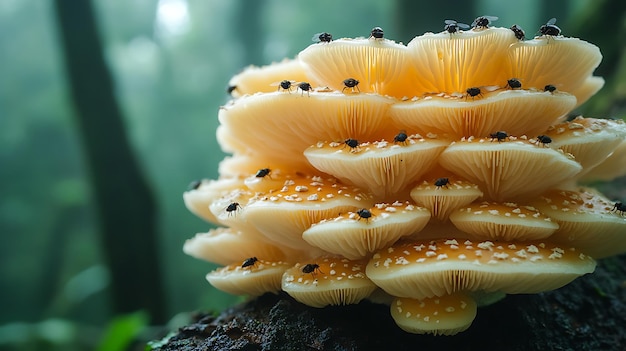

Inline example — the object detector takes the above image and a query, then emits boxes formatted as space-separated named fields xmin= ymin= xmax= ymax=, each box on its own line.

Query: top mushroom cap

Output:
xmin=366 ymin=239 xmax=596 ymax=299
xmin=298 ymin=37 xmax=412 ymax=98
xmin=405 ymin=27 xmax=518 ymax=95
xmin=505 ymin=36 xmax=602 ymax=101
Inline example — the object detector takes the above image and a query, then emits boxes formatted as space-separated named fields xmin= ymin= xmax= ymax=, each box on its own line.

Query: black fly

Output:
xmin=241 ymin=257 xmax=259 ymax=269
xmin=356 ymin=208 xmax=372 ymax=222
xmin=434 ymin=178 xmax=450 ymax=189
xmin=312 ymin=32 xmax=332 ymax=43
xmin=539 ymin=18 xmax=561 ymax=37
xmin=444 ymin=19 xmax=470 ymax=34
xmin=370 ymin=27 xmax=384 ymax=39
xmin=510 ymin=24 xmax=525 ymax=40
xmin=490 ymin=131 xmax=508 ymax=142
xmin=302 ymin=263 xmax=323 ymax=277
xmin=342 ymin=78 xmax=360 ymax=93
xmin=472 ymin=16 xmax=498 ymax=29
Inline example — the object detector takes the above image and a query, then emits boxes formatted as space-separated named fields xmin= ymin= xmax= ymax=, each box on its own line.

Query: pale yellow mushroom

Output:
xmin=390 ymin=294 xmax=477 ymax=336
xmin=439 ymin=138 xmax=582 ymax=201
xmin=531 ymin=188 xmax=626 ymax=258
xmin=366 ymin=238 xmax=596 ymax=299
xmin=207 ymin=259 xmax=292 ymax=296
xmin=302 ymin=202 xmax=431 ymax=259
xmin=281 ymin=257 xmax=377 ymax=308
xmin=304 ymin=137 xmax=449 ymax=198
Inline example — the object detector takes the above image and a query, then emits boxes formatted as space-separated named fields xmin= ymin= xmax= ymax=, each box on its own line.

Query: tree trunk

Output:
xmin=53 ymin=0 xmax=166 ymax=323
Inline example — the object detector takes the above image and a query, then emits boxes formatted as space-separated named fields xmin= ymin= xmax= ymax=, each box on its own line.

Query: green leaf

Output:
xmin=96 ymin=311 xmax=148 ymax=351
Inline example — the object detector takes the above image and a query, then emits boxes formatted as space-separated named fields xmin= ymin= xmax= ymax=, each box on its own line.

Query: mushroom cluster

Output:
xmin=183 ymin=22 xmax=626 ymax=335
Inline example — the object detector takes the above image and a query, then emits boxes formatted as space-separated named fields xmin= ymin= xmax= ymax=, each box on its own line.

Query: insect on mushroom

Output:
xmin=301 ymin=263 xmax=323 ymax=277
xmin=370 ymin=26 xmax=384 ymax=39
xmin=342 ymin=78 xmax=360 ymax=93
xmin=510 ymin=24 xmax=525 ymax=40
xmin=225 ymin=202 xmax=242 ymax=216
xmin=312 ymin=32 xmax=332 ymax=43
xmin=536 ymin=135 xmax=552 ymax=147
xmin=393 ymin=130 xmax=408 ymax=144
xmin=255 ymin=168 xmax=271 ymax=178
xmin=471 ymin=15 xmax=498 ymax=29
xmin=539 ymin=18 xmax=561 ymax=37
xmin=356 ymin=208 xmax=372 ymax=222
xmin=434 ymin=177 xmax=450 ymax=189
xmin=227 ymin=85 xmax=237 ymax=96
xmin=296 ymin=82 xmax=312 ymax=96
xmin=490 ymin=131 xmax=509 ymax=142
xmin=444 ymin=19 xmax=470 ymax=34
xmin=506 ymin=78 xmax=522 ymax=90
xmin=277 ymin=80 xmax=294 ymax=93
xmin=544 ymin=84 xmax=557 ymax=93
xmin=344 ymin=138 xmax=360 ymax=151
xmin=241 ymin=256 xmax=259 ymax=269
xmin=466 ymin=87 xmax=482 ymax=99
xmin=612 ymin=202 xmax=626 ymax=216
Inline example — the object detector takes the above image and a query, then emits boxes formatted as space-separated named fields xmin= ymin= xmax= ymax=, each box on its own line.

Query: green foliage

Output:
xmin=95 ymin=312 xmax=148 ymax=351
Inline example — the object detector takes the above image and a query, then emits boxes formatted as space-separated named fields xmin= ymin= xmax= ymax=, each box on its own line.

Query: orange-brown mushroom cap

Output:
xmin=366 ymin=239 xmax=595 ymax=299
xmin=302 ymin=202 xmax=431 ymax=259
xmin=304 ymin=137 xmax=449 ymax=198
xmin=390 ymin=294 xmax=477 ymax=335
xmin=207 ymin=259 xmax=292 ymax=296
xmin=531 ymin=188 xmax=626 ymax=258
xmin=281 ymin=257 xmax=377 ymax=308
xmin=439 ymin=137 xmax=582 ymax=201
xmin=449 ymin=202 xmax=559 ymax=241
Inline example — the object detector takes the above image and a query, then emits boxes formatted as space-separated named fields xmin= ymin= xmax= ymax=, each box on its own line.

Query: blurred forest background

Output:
xmin=1 ymin=0 xmax=625 ymax=350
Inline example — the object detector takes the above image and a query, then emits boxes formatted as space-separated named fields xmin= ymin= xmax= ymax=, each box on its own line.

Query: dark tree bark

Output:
xmin=153 ymin=254 xmax=626 ymax=350
xmin=53 ymin=0 xmax=166 ymax=323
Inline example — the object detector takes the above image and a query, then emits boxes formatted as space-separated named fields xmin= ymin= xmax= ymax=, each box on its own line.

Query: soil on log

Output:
xmin=154 ymin=254 xmax=626 ymax=351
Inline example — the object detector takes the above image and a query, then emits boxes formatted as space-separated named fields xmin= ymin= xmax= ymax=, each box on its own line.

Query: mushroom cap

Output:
xmin=388 ymin=89 xmax=576 ymax=139
xmin=539 ymin=117 xmax=626 ymax=178
xmin=405 ymin=27 xmax=517 ymax=95
xmin=304 ymin=137 xmax=449 ymax=198
xmin=366 ymin=238 xmax=595 ymax=299
xmin=298 ymin=37 xmax=412 ymax=98
xmin=531 ymin=188 xmax=626 ymax=258
xmin=439 ymin=138 xmax=583 ymax=201
xmin=243 ymin=175 xmax=371 ymax=250
xmin=302 ymin=202 xmax=431 ymax=259
xmin=217 ymin=91 xmax=396 ymax=166
xmin=409 ymin=178 xmax=484 ymax=221
xmin=449 ymin=201 xmax=559 ymax=241
xmin=227 ymin=59 xmax=313 ymax=98
xmin=505 ymin=36 xmax=602 ymax=96
xmin=390 ymin=294 xmax=477 ymax=336
xmin=570 ymin=76 xmax=605 ymax=108
xmin=281 ymin=257 xmax=377 ymax=308
xmin=206 ymin=259 xmax=292 ymax=296
xmin=183 ymin=178 xmax=245 ymax=224
xmin=183 ymin=227 xmax=287 ymax=266
xmin=579 ymin=137 xmax=626 ymax=182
